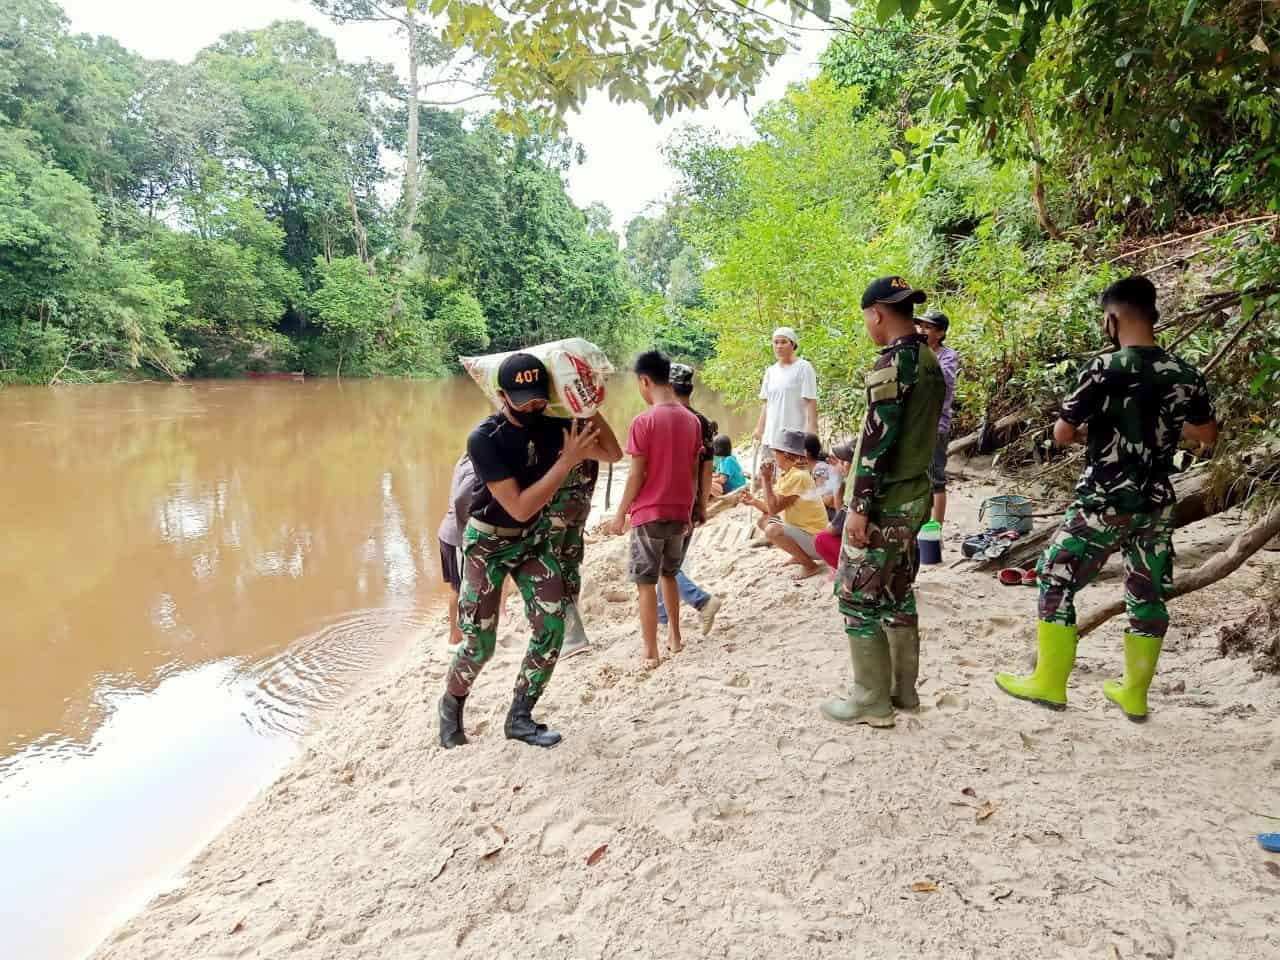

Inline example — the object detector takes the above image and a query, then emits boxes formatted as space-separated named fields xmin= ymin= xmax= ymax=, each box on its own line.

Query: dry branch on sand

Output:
xmin=1077 ymin=502 xmax=1280 ymax=636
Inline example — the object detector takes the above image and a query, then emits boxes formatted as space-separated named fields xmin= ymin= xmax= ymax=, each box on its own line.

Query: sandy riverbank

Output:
xmin=94 ymin=470 xmax=1280 ymax=959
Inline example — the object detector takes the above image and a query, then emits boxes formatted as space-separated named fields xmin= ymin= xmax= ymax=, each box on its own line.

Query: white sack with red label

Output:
xmin=461 ymin=338 xmax=614 ymax=420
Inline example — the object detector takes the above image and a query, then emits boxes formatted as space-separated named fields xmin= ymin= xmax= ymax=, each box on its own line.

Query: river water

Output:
xmin=0 ymin=376 xmax=751 ymax=959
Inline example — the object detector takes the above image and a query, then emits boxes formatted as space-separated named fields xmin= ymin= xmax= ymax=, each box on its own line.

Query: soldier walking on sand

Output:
xmin=995 ymin=276 xmax=1218 ymax=721
xmin=822 ymin=277 xmax=944 ymax=729
xmin=438 ymin=353 xmax=619 ymax=750
xmin=546 ymin=415 xmax=623 ymax=659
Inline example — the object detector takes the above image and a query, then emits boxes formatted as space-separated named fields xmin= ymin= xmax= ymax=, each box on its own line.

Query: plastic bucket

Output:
xmin=979 ymin=496 xmax=1033 ymax=535
xmin=918 ymin=520 xmax=943 ymax=565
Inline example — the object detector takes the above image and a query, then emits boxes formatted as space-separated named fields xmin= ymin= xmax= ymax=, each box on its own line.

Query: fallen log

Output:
xmin=1077 ymin=502 xmax=1280 ymax=636
xmin=948 ymin=409 xmax=1036 ymax=458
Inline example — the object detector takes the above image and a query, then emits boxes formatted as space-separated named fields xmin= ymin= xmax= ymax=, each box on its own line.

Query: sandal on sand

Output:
xmin=998 ymin=568 xmax=1023 ymax=586
xmin=1022 ymin=567 xmax=1038 ymax=586
xmin=793 ymin=564 xmax=824 ymax=582
xmin=1260 ymin=833 xmax=1280 ymax=853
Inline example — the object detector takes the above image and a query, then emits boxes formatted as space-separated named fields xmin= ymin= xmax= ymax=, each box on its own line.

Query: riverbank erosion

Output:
xmin=95 ymin=476 xmax=1280 ymax=959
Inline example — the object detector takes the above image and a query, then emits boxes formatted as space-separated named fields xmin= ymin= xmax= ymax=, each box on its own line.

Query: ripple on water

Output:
xmin=240 ymin=607 xmax=433 ymax=737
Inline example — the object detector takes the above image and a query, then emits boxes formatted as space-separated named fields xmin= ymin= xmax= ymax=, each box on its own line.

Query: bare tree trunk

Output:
xmin=350 ymin=190 xmax=372 ymax=272
xmin=402 ymin=12 xmax=420 ymax=244
xmin=1023 ymin=101 xmax=1060 ymax=241
xmin=1077 ymin=503 xmax=1280 ymax=636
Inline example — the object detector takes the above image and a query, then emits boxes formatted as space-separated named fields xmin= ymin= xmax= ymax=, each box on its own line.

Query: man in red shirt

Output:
xmin=605 ymin=351 xmax=703 ymax=664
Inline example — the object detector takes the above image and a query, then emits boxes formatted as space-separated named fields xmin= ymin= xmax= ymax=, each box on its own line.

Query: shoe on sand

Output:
xmin=699 ymin=596 xmax=722 ymax=635
xmin=504 ymin=692 xmax=561 ymax=748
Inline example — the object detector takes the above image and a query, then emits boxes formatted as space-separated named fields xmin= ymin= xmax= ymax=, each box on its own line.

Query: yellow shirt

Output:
xmin=774 ymin=466 xmax=828 ymax=534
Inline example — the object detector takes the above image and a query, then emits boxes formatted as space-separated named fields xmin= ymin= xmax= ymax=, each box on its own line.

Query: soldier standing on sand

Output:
xmin=995 ymin=276 xmax=1219 ymax=721
xmin=822 ymin=277 xmax=944 ymax=729
xmin=438 ymin=353 xmax=619 ymax=750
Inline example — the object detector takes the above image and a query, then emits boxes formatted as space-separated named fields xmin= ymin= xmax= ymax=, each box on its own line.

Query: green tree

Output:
xmin=421 ymin=0 xmax=829 ymax=129
xmin=196 ymin=21 xmax=387 ymax=274
xmin=431 ymin=287 xmax=490 ymax=362
xmin=309 ymin=256 xmax=393 ymax=377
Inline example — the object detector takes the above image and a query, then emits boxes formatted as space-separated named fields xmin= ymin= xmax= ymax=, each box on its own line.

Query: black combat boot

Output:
xmin=438 ymin=692 xmax=468 ymax=749
xmin=504 ymin=691 xmax=561 ymax=748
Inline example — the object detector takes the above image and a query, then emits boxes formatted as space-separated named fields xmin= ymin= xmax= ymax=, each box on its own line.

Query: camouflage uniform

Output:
xmin=1038 ymin=348 xmax=1214 ymax=639
xmin=446 ymin=520 xmax=566 ymax=701
xmin=837 ymin=494 xmax=931 ymax=635
xmin=546 ymin=460 xmax=598 ymax=602
xmin=824 ymin=333 xmax=943 ymax=725
xmin=836 ymin=334 xmax=945 ymax=637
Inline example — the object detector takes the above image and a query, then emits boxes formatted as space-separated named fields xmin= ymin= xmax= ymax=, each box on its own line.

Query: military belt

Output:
xmin=469 ymin=518 xmax=537 ymax=538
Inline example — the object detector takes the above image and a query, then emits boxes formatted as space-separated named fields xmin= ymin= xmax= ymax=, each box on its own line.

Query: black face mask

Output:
xmin=508 ymin=405 xmax=543 ymax=427
xmin=1104 ymin=314 xmax=1120 ymax=349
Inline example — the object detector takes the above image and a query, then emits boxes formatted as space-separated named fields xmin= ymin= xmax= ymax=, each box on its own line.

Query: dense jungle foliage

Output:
xmin=3 ymin=0 xmax=1278 ymax=465
xmin=651 ymin=0 xmax=1280 ymax=455
xmin=0 ymin=0 xmax=644 ymax=382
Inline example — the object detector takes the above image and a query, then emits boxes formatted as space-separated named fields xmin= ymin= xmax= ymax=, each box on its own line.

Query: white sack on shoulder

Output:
xmin=461 ymin=338 xmax=615 ymax=420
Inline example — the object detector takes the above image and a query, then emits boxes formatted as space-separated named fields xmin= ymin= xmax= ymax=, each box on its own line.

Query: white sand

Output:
xmin=95 ymin=476 xmax=1280 ymax=959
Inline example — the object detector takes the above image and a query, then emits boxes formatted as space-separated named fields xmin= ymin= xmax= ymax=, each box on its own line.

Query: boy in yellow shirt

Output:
xmin=743 ymin=429 xmax=828 ymax=580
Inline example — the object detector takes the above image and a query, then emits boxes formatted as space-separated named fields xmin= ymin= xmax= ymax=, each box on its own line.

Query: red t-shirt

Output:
xmin=625 ymin=402 xmax=703 ymax=526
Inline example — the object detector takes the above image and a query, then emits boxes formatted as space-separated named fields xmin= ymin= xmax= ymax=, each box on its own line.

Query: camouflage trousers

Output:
xmin=445 ymin=522 xmax=566 ymax=702
xmin=835 ymin=494 xmax=929 ymax=639
xmin=1038 ymin=502 xmax=1174 ymax=638
xmin=546 ymin=478 xmax=595 ymax=602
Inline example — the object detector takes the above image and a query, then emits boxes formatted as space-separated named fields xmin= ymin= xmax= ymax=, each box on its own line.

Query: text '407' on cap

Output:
xmin=498 ymin=353 xmax=550 ymax=405
xmin=861 ymin=276 xmax=927 ymax=311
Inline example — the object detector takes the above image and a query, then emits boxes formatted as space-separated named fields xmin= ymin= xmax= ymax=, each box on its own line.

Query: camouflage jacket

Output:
xmin=1059 ymin=347 xmax=1214 ymax=513
xmin=848 ymin=334 xmax=945 ymax=515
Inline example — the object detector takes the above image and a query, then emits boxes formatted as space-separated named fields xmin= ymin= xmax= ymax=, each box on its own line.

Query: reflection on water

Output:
xmin=247 ymin=607 xmax=433 ymax=736
xmin=0 ymin=375 xmax=753 ymax=959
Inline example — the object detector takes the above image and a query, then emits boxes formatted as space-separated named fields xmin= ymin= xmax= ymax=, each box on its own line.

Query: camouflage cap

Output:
xmin=669 ymin=363 xmax=695 ymax=393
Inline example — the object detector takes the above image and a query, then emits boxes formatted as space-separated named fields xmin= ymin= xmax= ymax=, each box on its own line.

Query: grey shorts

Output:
xmin=440 ymin=540 xmax=462 ymax=592
xmin=629 ymin=520 xmax=689 ymax=584
xmin=768 ymin=518 xmax=822 ymax=561
xmin=929 ymin=431 xmax=949 ymax=492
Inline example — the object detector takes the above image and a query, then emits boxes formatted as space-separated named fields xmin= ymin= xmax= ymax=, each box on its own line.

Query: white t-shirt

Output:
xmin=759 ymin=358 xmax=818 ymax=449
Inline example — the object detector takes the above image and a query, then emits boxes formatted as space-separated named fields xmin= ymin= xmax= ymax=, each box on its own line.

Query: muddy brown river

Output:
xmin=0 ymin=376 xmax=751 ymax=959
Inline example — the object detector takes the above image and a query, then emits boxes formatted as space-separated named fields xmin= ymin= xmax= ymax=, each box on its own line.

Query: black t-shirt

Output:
xmin=466 ymin=413 xmax=568 ymax=527
xmin=688 ymin=405 xmax=716 ymax=465
xmin=688 ymin=404 xmax=716 ymax=518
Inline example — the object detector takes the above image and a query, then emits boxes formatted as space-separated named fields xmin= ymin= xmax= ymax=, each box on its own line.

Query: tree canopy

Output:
xmin=0 ymin=0 xmax=647 ymax=383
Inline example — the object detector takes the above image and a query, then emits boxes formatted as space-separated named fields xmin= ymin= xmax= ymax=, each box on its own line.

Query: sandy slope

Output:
xmin=95 ymin=477 xmax=1280 ymax=959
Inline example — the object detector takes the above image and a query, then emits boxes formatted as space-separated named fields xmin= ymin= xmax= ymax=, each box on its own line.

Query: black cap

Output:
xmin=497 ymin=353 xmax=550 ymax=405
xmin=861 ymin=276 xmax=927 ymax=311
xmin=918 ymin=310 xmax=949 ymax=332
xmin=669 ymin=363 xmax=694 ymax=393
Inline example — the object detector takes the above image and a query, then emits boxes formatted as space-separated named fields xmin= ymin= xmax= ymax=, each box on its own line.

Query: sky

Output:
xmin=57 ymin=0 xmax=840 ymax=230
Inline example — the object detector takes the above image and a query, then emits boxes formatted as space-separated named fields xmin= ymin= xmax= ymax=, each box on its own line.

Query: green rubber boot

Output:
xmin=820 ymin=628 xmax=896 ymax=728
xmin=886 ymin=625 xmax=920 ymax=710
xmin=995 ymin=621 xmax=1078 ymax=710
xmin=1103 ymin=632 xmax=1163 ymax=723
